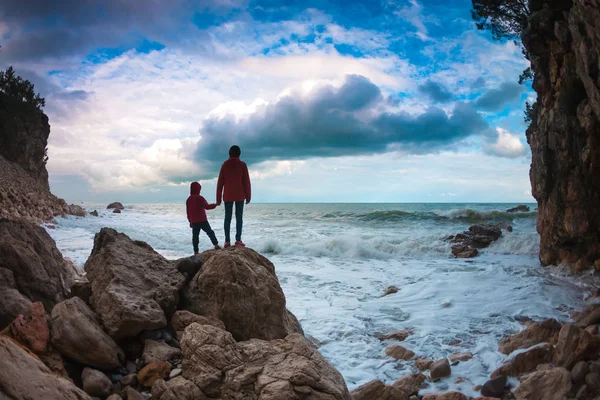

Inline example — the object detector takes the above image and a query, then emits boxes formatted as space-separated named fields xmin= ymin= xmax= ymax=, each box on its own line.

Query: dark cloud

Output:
xmin=474 ymin=81 xmax=525 ymax=111
xmin=418 ymin=80 xmax=453 ymax=103
xmin=194 ymin=74 xmax=488 ymax=177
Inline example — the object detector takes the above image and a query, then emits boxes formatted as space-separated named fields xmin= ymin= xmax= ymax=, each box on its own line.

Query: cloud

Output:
xmin=395 ymin=0 xmax=431 ymax=41
xmin=195 ymin=74 xmax=488 ymax=176
xmin=474 ymin=81 xmax=525 ymax=111
xmin=418 ymin=80 xmax=452 ymax=103
xmin=484 ymin=128 xmax=526 ymax=158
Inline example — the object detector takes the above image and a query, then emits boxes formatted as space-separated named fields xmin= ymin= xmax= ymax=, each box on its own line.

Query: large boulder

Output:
xmin=182 ymin=247 xmax=303 ymax=341
xmin=553 ymin=324 xmax=599 ymax=369
xmin=513 ymin=367 xmax=571 ymax=400
xmin=491 ymin=343 xmax=554 ymax=378
xmin=0 ymin=220 xmax=75 ymax=312
xmin=498 ymin=319 xmax=562 ymax=354
xmin=106 ymin=202 xmax=124 ymax=210
xmin=0 ymin=267 xmax=31 ymax=329
xmin=0 ymin=336 xmax=92 ymax=399
xmin=84 ymin=228 xmax=186 ymax=339
xmin=351 ymin=380 xmax=408 ymax=400
xmin=173 ymin=323 xmax=352 ymax=400
xmin=51 ymin=296 xmax=124 ymax=369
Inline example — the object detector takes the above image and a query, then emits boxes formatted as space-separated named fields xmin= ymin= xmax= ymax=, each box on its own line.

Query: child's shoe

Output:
xmin=214 ymin=244 xmax=221 ymax=250
xmin=224 ymin=242 xmax=231 ymax=248
xmin=194 ymin=252 xmax=200 ymax=257
xmin=235 ymin=240 xmax=246 ymax=247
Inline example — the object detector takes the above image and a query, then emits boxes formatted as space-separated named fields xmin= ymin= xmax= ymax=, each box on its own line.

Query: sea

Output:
xmin=45 ymin=202 xmax=598 ymax=396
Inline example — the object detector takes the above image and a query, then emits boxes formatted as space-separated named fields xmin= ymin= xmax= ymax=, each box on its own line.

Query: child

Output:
xmin=216 ymin=145 xmax=251 ymax=247
xmin=186 ymin=181 xmax=220 ymax=255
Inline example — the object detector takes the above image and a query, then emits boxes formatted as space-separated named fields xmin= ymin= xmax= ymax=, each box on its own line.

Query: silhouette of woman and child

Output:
xmin=186 ymin=145 xmax=251 ymax=256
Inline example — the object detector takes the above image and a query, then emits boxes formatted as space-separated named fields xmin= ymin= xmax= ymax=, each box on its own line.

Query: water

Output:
xmin=46 ymin=202 xmax=597 ymax=396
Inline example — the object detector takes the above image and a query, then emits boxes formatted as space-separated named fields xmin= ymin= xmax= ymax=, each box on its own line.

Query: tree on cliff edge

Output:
xmin=0 ymin=67 xmax=45 ymax=110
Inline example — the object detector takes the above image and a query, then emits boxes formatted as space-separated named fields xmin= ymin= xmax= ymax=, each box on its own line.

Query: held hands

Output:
xmin=246 ymin=200 xmax=250 ymax=205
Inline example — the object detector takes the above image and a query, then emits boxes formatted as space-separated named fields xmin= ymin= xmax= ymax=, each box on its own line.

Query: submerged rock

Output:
xmin=507 ymin=205 xmax=530 ymax=213
xmin=392 ymin=373 xmax=427 ymax=396
xmin=449 ymin=224 xmax=505 ymax=258
xmin=84 ymin=228 xmax=186 ymax=339
xmin=385 ymin=344 xmax=415 ymax=360
xmin=182 ymin=246 xmax=302 ymax=341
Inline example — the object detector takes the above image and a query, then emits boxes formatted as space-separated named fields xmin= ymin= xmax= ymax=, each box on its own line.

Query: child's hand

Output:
xmin=189 ymin=223 xmax=192 ymax=228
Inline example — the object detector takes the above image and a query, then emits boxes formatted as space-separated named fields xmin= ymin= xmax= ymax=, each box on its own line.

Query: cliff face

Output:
xmin=523 ymin=0 xmax=600 ymax=271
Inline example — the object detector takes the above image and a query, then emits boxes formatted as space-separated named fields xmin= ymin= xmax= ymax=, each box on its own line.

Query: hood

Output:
xmin=190 ymin=181 xmax=201 ymax=195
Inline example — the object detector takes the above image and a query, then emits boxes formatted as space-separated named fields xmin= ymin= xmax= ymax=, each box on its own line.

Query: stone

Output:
xmin=84 ymin=228 xmax=186 ymax=339
xmin=571 ymin=361 xmax=589 ymax=385
xmin=181 ymin=246 xmax=302 ymax=341
xmin=491 ymin=343 xmax=554 ymax=378
xmin=377 ymin=329 xmax=412 ymax=341
xmin=351 ymin=380 xmax=408 ymax=400
xmin=82 ymin=367 xmax=113 ymax=398
xmin=68 ymin=204 xmax=87 ymax=217
xmin=451 ymin=245 xmax=479 ymax=258
xmin=155 ymin=376 xmax=209 ymax=400
xmin=385 ymin=344 xmax=415 ymax=360
xmin=430 ymin=358 xmax=451 ymax=380
xmin=126 ymin=387 xmax=145 ymax=400
xmin=422 ymin=393 xmax=467 ymax=400
xmin=9 ymin=301 xmax=49 ymax=353
xmin=383 ymin=286 xmax=400 ymax=296
xmin=392 ymin=373 xmax=427 ymax=396
xmin=586 ymin=370 xmax=600 ymax=392
xmin=481 ymin=376 xmax=506 ymax=398
xmin=498 ymin=318 xmax=562 ymax=354
xmin=142 ymin=339 xmax=181 ymax=364
xmin=51 ymin=296 xmax=124 ymax=369
xmin=576 ymin=304 xmax=600 ymax=327
xmin=106 ymin=395 xmax=121 ymax=400
xmin=107 ymin=202 xmax=124 ymax=210
xmin=120 ymin=373 xmax=137 ymax=386
xmin=448 ymin=352 xmax=473 ymax=363
xmin=169 ymin=368 xmax=182 ymax=379
xmin=138 ymin=361 xmax=172 ymax=387
xmin=179 ymin=323 xmax=351 ymax=399
xmin=70 ymin=280 xmax=92 ymax=304
xmin=113 ymin=208 xmax=121 ymax=213
xmin=415 ymin=357 xmax=433 ymax=370
xmin=170 ymin=310 xmax=225 ymax=332
xmin=0 ymin=336 xmax=91 ymax=399
xmin=0 ymin=220 xmax=75 ymax=312
xmin=507 ymin=205 xmax=530 ymax=213
xmin=90 ymin=210 xmax=99 ymax=217
xmin=513 ymin=367 xmax=571 ymax=400
xmin=553 ymin=324 xmax=599 ymax=369
xmin=0 ymin=267 xmax=32 ymax=329
xmin=151 ymin=379 xmax=168 ymax=399
xmin=39 ymin=344 xmax=69 ymax=378
xmin=174 ymin=257 xmax=203 ymax=279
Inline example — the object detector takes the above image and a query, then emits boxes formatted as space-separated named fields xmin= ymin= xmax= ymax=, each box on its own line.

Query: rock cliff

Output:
xmin=523 ymin=0 xmax=600 ymax=271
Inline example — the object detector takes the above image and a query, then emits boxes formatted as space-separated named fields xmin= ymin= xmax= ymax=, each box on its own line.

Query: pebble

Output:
xmin=169 ymin=368 xmax=182 ymax=379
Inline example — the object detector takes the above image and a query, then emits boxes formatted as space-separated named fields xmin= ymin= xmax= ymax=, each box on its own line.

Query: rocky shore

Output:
xmin=1 ymin=219 xmax=599 ymax=399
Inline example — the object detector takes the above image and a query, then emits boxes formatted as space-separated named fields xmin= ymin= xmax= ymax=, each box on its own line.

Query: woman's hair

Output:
xmin=229 ymin=145 xmax=241 ymax=157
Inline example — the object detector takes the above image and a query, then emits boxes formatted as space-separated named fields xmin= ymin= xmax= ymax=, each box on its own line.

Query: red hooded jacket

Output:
xmin=186 ymin=182 xmax=216 ymax=223
xmin=216 ymin=156 xmax=251 ymax=203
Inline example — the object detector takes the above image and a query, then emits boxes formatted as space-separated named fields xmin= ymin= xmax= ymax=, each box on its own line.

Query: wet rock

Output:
xmin=571 ymin=361 xmax=589 ymax=386
xmin=126 ymin=387 xmax=145 ymax=400
xmin=553 ymin=324 xmax=599 ymax=369
xmin=491 ymin=343 xmax=554 ymax=378
xmin=179 ymin=323 xmax=351 ymax=399
xmin=170 ymin=310 xmax=225 ymax=333
xmin=481 ymin=376 xmax=506 ymax=398
xmin=351 ymin=379 xmax=408 ymax=400
xmin=70 ymin=280 xmax=92 ymax=304
xmin=422 ymin=392 xmax=467 ymax=400
xmin=51 ymin=296 xmax=124 ymax=369
xmin=450 ymin=224 xmax=503 ymax=255
xmin=495 ymin=221 xmax=513 ymax=232
xmin=84 ymin=228 xmax=186 ymax=339
xmin=0 ymin=267 xmax=32 ymax=329
xmin=430 ymin=358 xmax=451 ymax=380
xmin=90 ymin=210 xmax=98 ymax=217
xmin=576 ymin=304 xmax=600 ymax=327
xmin=376 ymin=329 xmax=412 ymax=342
xmin=107 ymin=202 xmax=124 ymax=210
xmin=0 ymin=220 xmax=75 ymax=312
xmin=448 ymin=352 xmax=473 ymax=364
xmin=9 ymin=301 xmax=49 ymax=353
xmin=383 ymin=286 xmax=400 ymax=296
xmin=415 ymin=357 xmax=433 ymax=371
xmin=451 ymin=245 xmax=479 ymax=258
xmin=392 ymin=373 xmax=427 ymax=396
xmin=507 ymin=205 xmax=530 ymax=213
xmin=82 ymin=367 xmax=113 ymax=398
xmin=138 ymin=361 xmax=171 ymax=387
xmin=142 ymin=339 xmax=181 ymax=364
xmin=498 ymin=318 xmax=562 ymax=354
xmin=385 ymin=344 xmax=415 ymax=360
xmin=513 ymin=367 xmax=571 ymax=400
xmin=113 ymin=208 xmax=121 ymax=214
xmin=0 ymin=336 xmax=91 ymax=399
xmin=182 ymin=246 xmax=302 ymax=341
xmin=68 ymin=204 xmax=87 ymax=217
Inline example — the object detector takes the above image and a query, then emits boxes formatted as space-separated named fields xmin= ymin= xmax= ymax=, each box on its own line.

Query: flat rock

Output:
xmin=392 ymin=373 xmax=427 ymax=395
xmin=553 ymin=324 xmax=599 ymax=369
xmin=491 ymin=343 xmax=553 ymax=378
xmin=82 ymin=367 xmax=112 ymax=398
xmin=377 ymin=329 xmax=412 ymax=341
xmin=498 ymin=318 xmax=561 ymax=354
xmin=385 ymin=344 xmax=415 ymax=360
xmin=514 ymin=367 xmax=571 ymax=400
xmin=84 ymin=228 xmax=186 ymax=339
xmin=170 ymin=310 xmax=225 ymax=332
xmin=351 ymin=380 xmax=408 ymax=400
xmin=430 ymin=358 xmax=451 ymax=380
xmin=9 ymin=301 xmax=49 ymax=353
xmin=142 ymin=339 xmax=181 ymax=364
xmin=181 ymin=246 xmax=302 ymax=341
xmin=51 ymin=296 xmax=124 ymax=369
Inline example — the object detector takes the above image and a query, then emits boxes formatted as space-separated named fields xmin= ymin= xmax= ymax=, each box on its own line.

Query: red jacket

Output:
xmin=186 ymin=182 xmax=216 ymax=223
xmin=216 ymin=156 xmax=251 ymax=203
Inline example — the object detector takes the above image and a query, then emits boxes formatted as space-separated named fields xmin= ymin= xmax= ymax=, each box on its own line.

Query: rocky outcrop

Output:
xmin=182 ymin=246 xmax=303 ymax=341
xmin=107 ymin=202 xmax=124 ymax=210
xmin=174 ymin=323 xmax=351 ymax=400
xmin=491 ymin=343 xmax=553 ymax=378
xmin=523 ymin=0 xmax=600 ymax=271
xmin=507 ymin=205 xmax=530 ymax=213
xmin=449 ymin=223 xmax=511 ymax=258
xmin=84 ymin=228 xmax=186 ymax=339
xmin=498 ymin=318 xmax=561 ymax=354
xmin=0 ymin=336 xmax=92 ymax=399
xmin=50 ymin=296 xmax=124 ymax=369
xmin=513 ymin=367 xmax=571 ymax=400
xmin=0 ymin=219 xmax=75 ymax=319
xmin=351 ymin=379 xmax=408 ymax=400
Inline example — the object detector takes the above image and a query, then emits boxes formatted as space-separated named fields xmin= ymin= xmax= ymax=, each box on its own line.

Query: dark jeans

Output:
xmin=224 ymin=201 xmax=244 ymax=242
xmin=192 ymin=221 xmax=218 ymax=253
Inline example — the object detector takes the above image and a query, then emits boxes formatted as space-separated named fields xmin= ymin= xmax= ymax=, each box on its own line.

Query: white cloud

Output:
xmin=485 ymin=128 xmax=527 ymax=158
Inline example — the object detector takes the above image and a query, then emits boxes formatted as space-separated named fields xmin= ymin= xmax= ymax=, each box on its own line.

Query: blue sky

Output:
xmin=0 ymin=0 xmax=535 ymax=202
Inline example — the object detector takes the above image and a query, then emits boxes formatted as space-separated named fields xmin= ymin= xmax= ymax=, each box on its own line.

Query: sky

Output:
xmin=0 ymin=0 xmax=535 ymax=203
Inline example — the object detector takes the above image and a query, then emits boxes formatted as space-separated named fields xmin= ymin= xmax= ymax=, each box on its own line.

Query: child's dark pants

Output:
xmin=192 ymin=221 xmax=218 ymax=252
